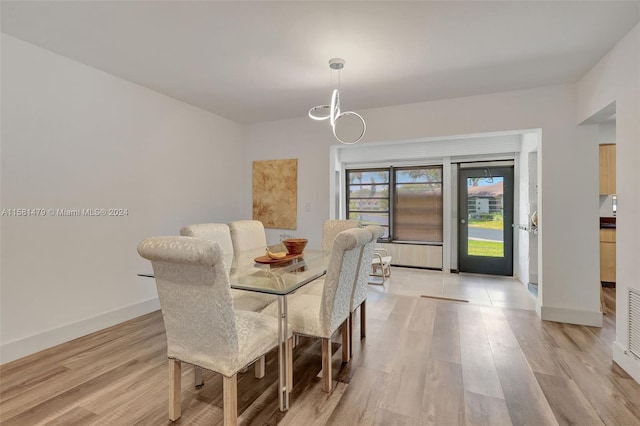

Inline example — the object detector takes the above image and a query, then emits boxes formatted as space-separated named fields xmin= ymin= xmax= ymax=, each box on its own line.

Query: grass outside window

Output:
xmin=468 ymin=239 xmax=504 ymax=257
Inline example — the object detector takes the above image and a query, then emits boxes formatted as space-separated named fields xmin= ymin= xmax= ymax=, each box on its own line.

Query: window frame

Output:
xmin=345 ymin=168 xmax=391 ymax=241
xmin=346 ymin=165 xmax=443 ymax=244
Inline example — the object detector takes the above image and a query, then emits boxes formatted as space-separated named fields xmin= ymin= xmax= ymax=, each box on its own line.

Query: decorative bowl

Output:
xmin=282 ymin=238 xmax=308 ymax=255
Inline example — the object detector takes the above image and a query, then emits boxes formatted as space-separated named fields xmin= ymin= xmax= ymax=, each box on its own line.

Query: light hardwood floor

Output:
xmin=1 ymin=269 xmax=638 ymax=425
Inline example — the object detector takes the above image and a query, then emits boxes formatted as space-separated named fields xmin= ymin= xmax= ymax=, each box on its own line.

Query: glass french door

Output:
xmin=458 ymin=166 xmax=514 ymax=276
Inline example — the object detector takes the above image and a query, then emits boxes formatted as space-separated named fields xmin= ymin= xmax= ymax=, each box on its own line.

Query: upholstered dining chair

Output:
xmin=180 ymin=223 xmax=275 ymax=313
xmin=349 ymin=225 xmax=384 ymax=353
xmin=262 ymin=227 xmax=371 ymax=392
xmin=296 ymin=218 xmax=360 ymax=291
xmin=300 ymin=218 xmax=377 ymax=296
xmin=228 ymin=220 xmax=268 ymax=252
xmin=321 ymin=219 xmax=362 ymax=251
xmin=297 ymin=220 xmax=366 ymax=298
xmin=137 ymin=236 xmax=291 ymax=426
xmin=295 ymin=220 xmax=361 ymax=297
xmin=180 ymin=223 xmax=276 ymax=384
xmin=180 ymin=223 xmax=235 ymax=254
xmin=320 ymin=219 xmax=391 ymax=285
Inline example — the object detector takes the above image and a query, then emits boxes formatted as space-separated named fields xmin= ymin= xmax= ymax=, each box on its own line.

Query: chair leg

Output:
xmin=287 ymin=337 xmax=294 ymax=391
xmin=321 ymin=338 xmax=332 ymax=392
xmin=254 ymin=355 xmax=266 ymax=379
xmin=194 ymin=366 xmax=203 ymax=388
xmin=360 ymin=301 xmax=366 ymax=339
xmin=169 ymin=359 xmax=182 ymax=421
xmin=342 ymin=320 xmax=350 ymax=362
xmin=223 ymin=374 xmax=238 ymax=426
xmin=348 ymin=312 xmax=354 ymax=357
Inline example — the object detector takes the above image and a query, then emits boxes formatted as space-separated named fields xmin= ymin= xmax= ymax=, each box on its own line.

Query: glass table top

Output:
xmin=227 ymin=248 xmax=328 ymax=295
xmin=139 ymin=248 xmax=329 ymax=296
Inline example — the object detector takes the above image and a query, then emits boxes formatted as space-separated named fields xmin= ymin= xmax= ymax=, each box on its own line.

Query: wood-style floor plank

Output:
xmin=458 ymin=307 xmax=504 ymax=400
xmin=421 ymin=358 xmax=465 ymax=425
xmin=554 ymin=345 xmax=640 ymax=425
xmin=1 ymin=282 xmax=638 ymax=425
xmin=501 ymin=309 xmax=571 ymax=379
xmin=428 ymin=305 xmax=461 ymax=364
xmin=326 ymin=366 xmax=388 ymax=425
xmin=373 ymin=407 xmax=422 ymax=426
xmin=483 ymin=310 xmax=558 ymax=426
xmin=534 ymin=372 xmax=604 ymax=426
xmin=278 ymin=381 xmax=346 ymax=426
xmin=40 ymin=406 xmax=100 ymax=426
xmin=463 ymin=390 xmax=512 ymax=426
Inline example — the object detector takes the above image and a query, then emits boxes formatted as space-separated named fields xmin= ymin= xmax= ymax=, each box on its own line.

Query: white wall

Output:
xmin=515 ymin=132 xmax=539 ymax=286
xmin=244 ymin=83 xmax=602 ymax=326
xmin=577 ymin=24 xmax=640 ymax=383
xmin=598 ymin=122 xmax=616 ymax=144
xmin=0 ymin=35 xmax=244 ymax=363
xmin=528 ymin=150 xmax=539 ymax=285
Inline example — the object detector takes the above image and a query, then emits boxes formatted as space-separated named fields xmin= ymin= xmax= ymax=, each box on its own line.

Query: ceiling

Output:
xmin=2 ymin=1 xmax=639 ymax=124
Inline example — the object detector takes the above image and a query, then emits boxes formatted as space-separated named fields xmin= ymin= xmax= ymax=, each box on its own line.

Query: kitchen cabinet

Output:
xmin=599 ymin=144 xmax=616 ymax=195
xmin=600 ymin=228 xmax=616 ymax=283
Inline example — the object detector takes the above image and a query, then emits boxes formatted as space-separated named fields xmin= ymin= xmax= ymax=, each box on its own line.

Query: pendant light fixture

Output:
xmin=308 ymin=58 xmax=366 ymax=144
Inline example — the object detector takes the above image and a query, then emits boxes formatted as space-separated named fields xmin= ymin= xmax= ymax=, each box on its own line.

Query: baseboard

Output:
xmin=613 ymin=342 xmax=640 ymax=384
xmin=0 ymin=297 xmax=160 ymax=365
xmin=540 ymin=305 xmax=603 ymax=327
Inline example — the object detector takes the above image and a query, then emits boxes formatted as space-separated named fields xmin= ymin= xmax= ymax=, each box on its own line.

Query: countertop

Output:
xmin=600 ymin=217 xmax=616 ymax=229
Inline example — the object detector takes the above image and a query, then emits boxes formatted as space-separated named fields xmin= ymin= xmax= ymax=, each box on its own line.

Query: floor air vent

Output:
xmin=630 ymin=288 xmax=640 ymax=359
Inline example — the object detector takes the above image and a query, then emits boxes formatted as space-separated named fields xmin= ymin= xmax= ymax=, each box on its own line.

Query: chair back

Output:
xmin=137 ymin=236 xmax=239 ymax=365
xmin=321 ymin=219 xmax=362 ymax=251
xmin=180 ymin=223 xmax=234 ymax=255
xmin=229 ymin=220 xmax=267 ymax=252
xmin=351 ymin=226 xmax=384 ymax=310
xmin=320 ymin=227 xmax=371 ymax=335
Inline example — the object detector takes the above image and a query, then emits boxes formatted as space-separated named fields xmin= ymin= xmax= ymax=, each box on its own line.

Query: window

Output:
xmin=346 ymin=166 xmax=443 ymax=243
xmin=346 ymin=169 xmax=390 ymax=238
xmin=394 ymin=166 xmax=443 ymax=242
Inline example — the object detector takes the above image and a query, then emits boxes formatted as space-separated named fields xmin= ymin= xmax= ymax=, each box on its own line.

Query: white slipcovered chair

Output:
xmin=296 ymin=225 xmax=383 ymax=354
xmin=318 ymin=219 xmax=390 ymax=285
xmin=180 ymin=223 xmax=275 ymax=313
xmin=296 ymin=219 xmax=363 ymax=296
xmin=349 ymin=225 xmax=385 ymax=352
xmin=137 ymin=236 xmax=291 ymax=426
xmin=262 ymin=227 xmax=371 ymax=392
xmin=180 ymin=223 xmax=276 ymax=384
xmin=321 ymin=219 xmax=362 ymax=251
xmin=228 ymin=220 xmax=268 ymax=252
xmin=180 ymin=223 xmax=235 ymax=253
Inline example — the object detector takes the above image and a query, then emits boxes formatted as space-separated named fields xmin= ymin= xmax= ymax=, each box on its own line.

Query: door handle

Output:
xmin=461 ymin=219 xmax=466 ymax=224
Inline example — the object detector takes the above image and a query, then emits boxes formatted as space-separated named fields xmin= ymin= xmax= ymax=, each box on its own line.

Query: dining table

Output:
xmin=139 ymin=247 xmax=329 ymax=412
